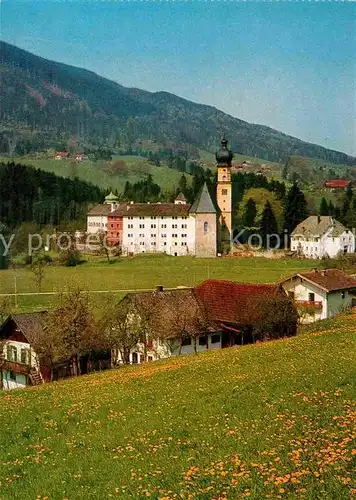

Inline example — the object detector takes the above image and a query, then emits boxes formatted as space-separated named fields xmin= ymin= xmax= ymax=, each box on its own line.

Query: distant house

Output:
xmin=290 ymin=216 xmax=355 ymax=259
xmin=281 ymin=268 xmax=356 ymax=323
xmin=74 ymin=153 xmax=89 ymax=162
xmin=113 ymin=280 xmax=297 ymax=365
xmin=325 ymin=179 xmax=351 ymax=190
xmin=55 ymin=152 xmax=69 ymax=160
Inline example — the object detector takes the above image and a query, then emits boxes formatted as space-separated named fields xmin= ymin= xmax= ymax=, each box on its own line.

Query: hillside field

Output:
xmin=0 ymin=311 xmax=355 ymax=499
xmin=0 ymin=255 xmax=320 ymax=313
xmin=0 ymin=156 xmax=186 ymax=193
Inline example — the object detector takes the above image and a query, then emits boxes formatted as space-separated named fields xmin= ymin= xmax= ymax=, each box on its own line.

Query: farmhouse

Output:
xmin=0 ymin=313 xmax=110 ymax=391
xmin=113 ymin=280 xmax=297 ymax=365
xmin=281 ymin=268 xmax=356 ymax=324
xmin=290 ymin=216 xmax=355 ymax=259
xmin=0 ymin=313 xmax=48 ymax=390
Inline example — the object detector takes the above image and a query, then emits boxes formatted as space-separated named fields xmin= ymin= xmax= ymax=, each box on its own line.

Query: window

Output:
xmin=161 ymin=224 xmax=167 ymax=229
xmin=341 ymin=291 xmax=346 ymax=299
xmin=161 ymin=234 xmax=166 ymax=238
xmin=204 ymin=222 xmax=208 ymax=233
xmin=151 ymin=216 xmax=156 ymax=220
xmin=151 ymin=234 xmax=156 ymax=238
xmin=163 ymin=242 xmax=167 ymax=246
xmin=181 ymin=224 xmax=187 ymax=229
xmin=211 ymin=334 xmax=221 ymax=344
xmin=309 ymin=293 xmax=315 ymax=302
xmin=174 ymin=242 xmax=178 ymax=246
xmin=139 ymin=224 xmax=145 ymax=229
xmin=139 ymin=216 xmax=145 ymax=220
xmin=172 ymin=224 xmax=178 ymax=229
xmin=222 ymin=189 xmax=228 ymax=195
xmin=111 ymin=224 xmax=114 ymax=228
xmin=9 ymin=371 xmax=16 ymax=382
xmin=181 ymin=337 xmax=191 ymax=346
xmin=6 ymin=345 xmax=17 ymax=362
xmin=140 ymin=241 xmax=144 ymax=246
xmin=151 ymin=241 xmax=156 ymax=246
xmin=20 ymin=348 xmax=30 ymax=365
xmin=151 ymin=224 xmax=156 ymax=229
xmin=288 ymin=291 xmax=295 ymax=300
xmin=199 ymin=335 xmax=208 ymax=346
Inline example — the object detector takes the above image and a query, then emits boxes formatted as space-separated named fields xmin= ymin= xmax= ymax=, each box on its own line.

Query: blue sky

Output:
xmin=2 ymin=1 xmax=356 ymax=155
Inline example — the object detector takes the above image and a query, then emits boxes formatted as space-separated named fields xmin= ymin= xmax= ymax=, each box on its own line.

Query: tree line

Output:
xmin=0 ymin=162 xmax=104 ymax=228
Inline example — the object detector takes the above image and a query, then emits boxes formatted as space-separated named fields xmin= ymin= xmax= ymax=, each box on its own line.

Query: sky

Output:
xmin=1 ymin=1 xmax=356 ymax=156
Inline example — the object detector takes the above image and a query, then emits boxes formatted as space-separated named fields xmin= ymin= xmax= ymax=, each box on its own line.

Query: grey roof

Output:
xmin=189 ymin=183 xmax=216 ymax=214
xmin=291 ymin=216 xmax=348 ymax=238
xmin=175 ymin=192 xmax=187 ymax=202
xmin=87 ymin=204 xmax=113 ymax=216
xmin=0 ymin=312 xmax=47 ymax=345
xmin=111 ymin=203 xmax=191 ymax=217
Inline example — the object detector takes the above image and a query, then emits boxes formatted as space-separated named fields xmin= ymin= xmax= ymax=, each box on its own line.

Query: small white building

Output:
xmin=290 ymin=216 xmax=355 ymax=259
xmin=281 ymin=268 xmax=356 ymax=323
xmin=86 ymin=192 xmax=119 ymax=235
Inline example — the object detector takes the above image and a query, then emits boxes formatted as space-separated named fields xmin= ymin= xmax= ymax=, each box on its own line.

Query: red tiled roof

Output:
xmin=325 ymin=180 xmax=350 ymax=188
xmin=296 ymin=269 xmax=356 ymax=292
xmin=55 ymin=152 xmax=68 ymax=157
xmin=194 ymin=280 xmax=286 ymax=324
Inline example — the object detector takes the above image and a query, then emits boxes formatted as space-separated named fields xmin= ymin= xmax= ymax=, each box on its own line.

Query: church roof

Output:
xmin=105 ymin=191 xmax=119 ymax=202
xmin=189 ymin=183 xmax=216 ymax=214
xmin=215 ymin=135 xmax=233 ymax=165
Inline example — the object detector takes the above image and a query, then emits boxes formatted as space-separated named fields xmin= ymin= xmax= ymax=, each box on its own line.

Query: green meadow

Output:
xmin=0 ymin=155 xmax=186 ymax=193
xmin=0 ymin=255 xmax=320 ymax=313
xmin=0 ymin=311 xmax=355 ymax=499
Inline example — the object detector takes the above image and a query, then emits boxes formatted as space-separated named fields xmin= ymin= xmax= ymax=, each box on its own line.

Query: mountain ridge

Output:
xmin=0 ymin=40 xmax=354 ymax=165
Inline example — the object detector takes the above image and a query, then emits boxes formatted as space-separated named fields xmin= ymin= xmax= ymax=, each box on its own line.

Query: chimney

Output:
xmin=155 ymin=285 xmax=164 ymax=292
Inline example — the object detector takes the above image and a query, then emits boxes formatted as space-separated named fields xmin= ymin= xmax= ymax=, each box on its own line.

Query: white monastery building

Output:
xmin=290 ymin=216 xmax=355 ymax=259
xmin=86 ymin=136 xmax=235 ymax=256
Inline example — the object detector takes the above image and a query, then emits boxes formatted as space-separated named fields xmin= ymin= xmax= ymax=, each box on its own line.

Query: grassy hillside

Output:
xmin=0 ymin=311 xmax=355 ymax=499
xmin=0 ymin=155 xmax=185 ymax=193
xmin=0 ymin=255 xmax=319 ymax=313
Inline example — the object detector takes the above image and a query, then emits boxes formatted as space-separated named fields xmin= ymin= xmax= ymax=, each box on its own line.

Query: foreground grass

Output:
xmin=0 ymin=312 xmax=355 ymax=499
xmin=0 ymin=255 xmax=319 ymax=312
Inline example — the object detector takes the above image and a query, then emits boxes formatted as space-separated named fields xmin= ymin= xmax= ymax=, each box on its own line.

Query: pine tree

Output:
xmin=319 ymin=197 xmax=329 ymax=216
xmin=260 ymin=201 xmax=278 ymax=248
xmin=328 ymin=200 xmax=335 ymax=216
xmin=242 ymin=198 xmax=257 ymax=228
xmin=284 ymin=183 xmax=308 ymax=239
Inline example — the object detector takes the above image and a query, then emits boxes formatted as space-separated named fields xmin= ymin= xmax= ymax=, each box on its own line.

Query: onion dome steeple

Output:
xmin=215 ymin=134 xmax=233 ymax=165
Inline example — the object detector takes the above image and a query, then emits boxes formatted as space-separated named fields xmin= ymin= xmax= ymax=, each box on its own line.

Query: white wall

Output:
xmin=1 ymin=340 xmax=38 ymax=391
xmin=2 ymin=372 xmax=28 ymax=390
xmin=122 ymin=214 xmax=196 ymax=256
xmin=282 ymin=278 xmax=326 ymax=323
xmin=114 ymin=333 xmax=222 ymax=364
xmin=87 ymin=214 xmax=108 ymax=235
